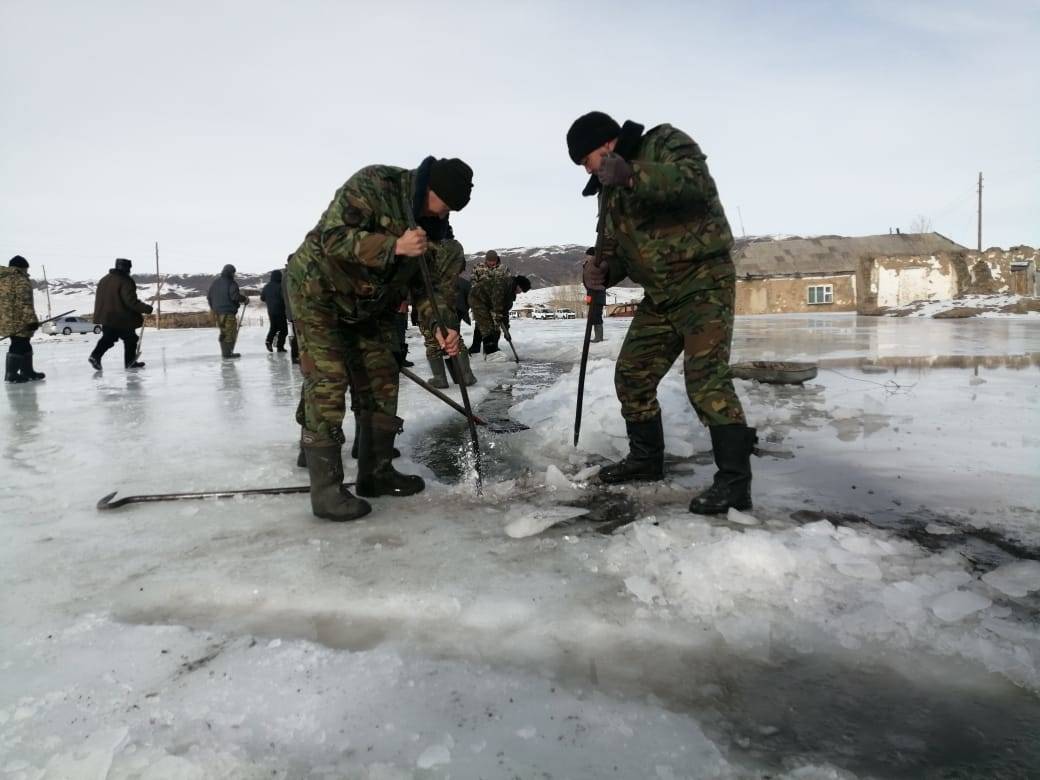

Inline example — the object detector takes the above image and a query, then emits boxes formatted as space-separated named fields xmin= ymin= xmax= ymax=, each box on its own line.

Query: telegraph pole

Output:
xmin=154 ymin=241 xmax=162 ymax=329
xmin=41 ymin=265 xmax=52 ymax=318
xmin=976 ymin=172 xmax=983 ymax=251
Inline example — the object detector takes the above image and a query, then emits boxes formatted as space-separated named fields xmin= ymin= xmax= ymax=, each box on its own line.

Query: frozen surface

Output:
xmin=2 ymin=314 xmax=1039 ymax=778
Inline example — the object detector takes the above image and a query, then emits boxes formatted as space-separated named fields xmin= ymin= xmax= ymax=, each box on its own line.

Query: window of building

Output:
xmin=807 ymin=284 xmax=833 ymax=305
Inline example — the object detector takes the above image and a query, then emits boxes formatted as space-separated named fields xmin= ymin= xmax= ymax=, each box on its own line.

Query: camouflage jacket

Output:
xmin=287 ymin=164 xmax=456 ymax=331
xmin=470 ymin=273 xmax=515 ymax=326
xmin=470 ymin=262 xmax=510 ymax=286
xmin=596 ymin=123 xmax=735 ymax=304
xmin=0 ymin=266 xmax=38 ymax=339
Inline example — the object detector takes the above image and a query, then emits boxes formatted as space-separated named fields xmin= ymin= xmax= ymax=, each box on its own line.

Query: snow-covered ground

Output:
xmin=884 ymin=293 xmax=1040 ymax=319
xmin=2 ymin=314 xmax=1039 ymax=778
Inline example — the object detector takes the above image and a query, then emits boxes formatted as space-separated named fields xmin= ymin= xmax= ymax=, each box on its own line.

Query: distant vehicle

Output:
xmin=531 ymin=309 xmax=556 ymax=320
xmin=44 ymin=316 xmax=100 ymax=336
xmin=555 ymin=308 xmax=577 ymax=319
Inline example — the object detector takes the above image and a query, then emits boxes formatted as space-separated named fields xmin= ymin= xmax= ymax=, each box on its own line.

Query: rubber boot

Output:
xmin=454 ymin=349 xmax=477 ymax=386
xmin=688 ymin=424 xmax=756 ymax=515
xmin=428 ymin=356 xmax=449 ymax=389
xmin=5 ymin=354 xmax=29 ymax=383
xmin=126 ymin=360 xmax=145 ymax=369
xmin=592 ymin=324 xmax=604 ymax=343
xmin=296 ymin=447 xmax=307 ymax=467
xmin=220 ymin=338 xmax=241 ymax=359
xmin=20 ymin=353 xmax=45 ymax=381
xmin=350 ymin=414 xmax=399 ymax=459
xmin=266 ymin=339 xmax=273 ymax=353
xmin=469 ymin=328 xmax=481 ymax=354
xmin=599 ymin=415 xmax=665 ymax=484
xmin=355 ymin=412 xmax=425 ymax=498
xmin=303 ymin=442 xmax=371 ymax=521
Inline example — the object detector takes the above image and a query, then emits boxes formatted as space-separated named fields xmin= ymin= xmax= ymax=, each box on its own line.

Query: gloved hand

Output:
xmin=144 ymin=304 xmax=155 ymax=315
xmin=239 ymin=296 xmax=249 ymax=306
xmin=583 ymin=257 xmax=608 ymax=291
xmin=595 ymin=152 xmax=634 ymax=187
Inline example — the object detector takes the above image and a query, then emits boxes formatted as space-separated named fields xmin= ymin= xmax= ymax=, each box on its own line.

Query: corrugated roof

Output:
xmin=733 ymin=233 xmax=966 ymax=277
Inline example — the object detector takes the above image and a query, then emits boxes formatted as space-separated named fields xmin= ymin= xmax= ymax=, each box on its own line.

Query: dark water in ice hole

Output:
xmin=403 ymin=357 xmax=1040 ymax=778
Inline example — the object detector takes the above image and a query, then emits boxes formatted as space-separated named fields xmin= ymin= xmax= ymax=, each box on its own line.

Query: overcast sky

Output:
xmin=2 ymin=0 xmax=1037 ymax=278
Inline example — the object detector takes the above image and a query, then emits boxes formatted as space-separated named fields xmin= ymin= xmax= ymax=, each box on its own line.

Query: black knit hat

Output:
xmin=585 ymin=246 xmax=596 ymax=256
xmin=514 ymin=275 xmax=531 ymax=293
xmin=429 ymin=158 xmax=474 ymax=211
xmin=115 ymin=258 xmax=132 ymax=273
xmin=485 ymin=250 xmax=499 ymax=264
xmin=9 ymin=255 xmax=29 ymax=268
xmin=567 ymin=111 xmax=621 ymax=164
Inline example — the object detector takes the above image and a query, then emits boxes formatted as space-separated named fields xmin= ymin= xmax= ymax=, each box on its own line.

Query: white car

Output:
xmin=531 ymin=309 xmax=556 ymax=320
xmin=44 ymin=316 xmax=101 ymax=336
xmin=555 ymin=309 xmax=577 ymax=319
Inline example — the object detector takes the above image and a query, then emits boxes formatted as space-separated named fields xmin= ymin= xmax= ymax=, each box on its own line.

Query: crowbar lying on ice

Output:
xmin=97 ymin=484 xmax=322 ymax=511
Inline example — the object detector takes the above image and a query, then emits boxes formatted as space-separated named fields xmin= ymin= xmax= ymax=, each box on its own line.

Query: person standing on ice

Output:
xmin=1 ymin=255 xmax=45 ymax=382
xmin=260 ymin=269 xmax=288 ymax=353
xmin=469 ymin=272 xmax=531 ymax=358
xmin=418 ymin=228 xmax=477 ymax=388
xmin=467 ymin=249 xmax=509 ymax=354
xmin=286 ymin=156 xmax=472 ymax=522
xmin=566 ymin=111 xmax=756 ymax=515
xmin=207 ymin=264 xmax=249 ymax=359
xmin=88 ymin=258 xmax=153 ymax=371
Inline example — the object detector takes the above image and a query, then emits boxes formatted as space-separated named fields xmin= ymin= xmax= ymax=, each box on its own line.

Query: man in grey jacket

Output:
xmin=207 ymin=264 xmax=249 ymax=359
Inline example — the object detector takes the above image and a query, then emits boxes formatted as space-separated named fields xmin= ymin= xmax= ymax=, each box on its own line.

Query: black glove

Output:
xmin=583 ymin=257 xmax=608 ymax=291
xmin=595 ymin=152 xmax=634 ymax=187
xmin=144 ymin=304 xmax=154 ymax=315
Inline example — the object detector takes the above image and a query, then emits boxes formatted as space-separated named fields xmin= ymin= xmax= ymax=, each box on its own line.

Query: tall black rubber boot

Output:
xmin=351 ymin=414 xmax=399 ymax=459
xmin=5 ymin=354 xmax=29 ymax=383
xmin=20 ymin=353 xmax=45 ymax=381
xmin=454 ymin=349 xmax=477 ymax=386
xmin=355 ymin=412 xmax=425 ymax=498
xmin=428 ymin=357 xmax=449 ymax=389
xmin=599 ymin=415 xmax=665 ymax=484
xmin=688 ymin=424 xmax=757 ymax=515
xmin=303 ymin=441 xmax=371 ymax=521
xmin=591 ymin=324 xmax=605 ymax=343
xmin=220 ymin=337 xmax=240 ymax=359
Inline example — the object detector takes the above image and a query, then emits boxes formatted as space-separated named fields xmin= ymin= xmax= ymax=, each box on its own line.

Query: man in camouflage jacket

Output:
xmin=287 ymin=156 xmax=473 ymax=522
xmin=469 ymin=272 xmax=530 ymax=357
xmin=1 ymin=255 xmax=44 ymax=383
xmin=467 ymin=250 xmax=509 ymax=353
xmin=418 ymin=233 xmax=477 ymax=389
xmin=566 ymin=111 xmax=756 ymax=515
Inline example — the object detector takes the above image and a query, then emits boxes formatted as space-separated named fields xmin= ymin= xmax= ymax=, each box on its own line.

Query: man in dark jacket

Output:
xmin=260 ymin=269 xmax=288 ymax=353
xmin=88 ymin=258 xmax=154 ymax=371
xmin=207 ymin=264 xmax=249 ymax=359
xmin=1 ymin=255 xmax=44 ymax=382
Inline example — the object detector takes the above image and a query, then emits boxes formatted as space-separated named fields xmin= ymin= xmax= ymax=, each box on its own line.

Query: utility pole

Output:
xmin=154 ymin=241 xmax=162 ymax=329
xmin=41 ymin=265 xmax=52 ymax=318
xmin=737 ymin=206 xmax=747 ymax=239
xmin=977 ymin=172 xmax=983 ymax=252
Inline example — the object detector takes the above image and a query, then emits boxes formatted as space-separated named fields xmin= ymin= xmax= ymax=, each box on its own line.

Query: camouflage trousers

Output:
xmin=615 ymin=275 xmax=746 ymax=428
xmin=293 ymin=294 xmax=400 ymax=447
xmin=215 ymin=313 xmax=239 ymax=348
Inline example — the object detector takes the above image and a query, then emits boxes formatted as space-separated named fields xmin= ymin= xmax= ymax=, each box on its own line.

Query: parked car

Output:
xmin=44 ymin=315 xmax=100 ymax=336
xmin=555 ymin=308 xmax=577 ymax=319
xmin=531 ymin=309 xmax=556 ymax=320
